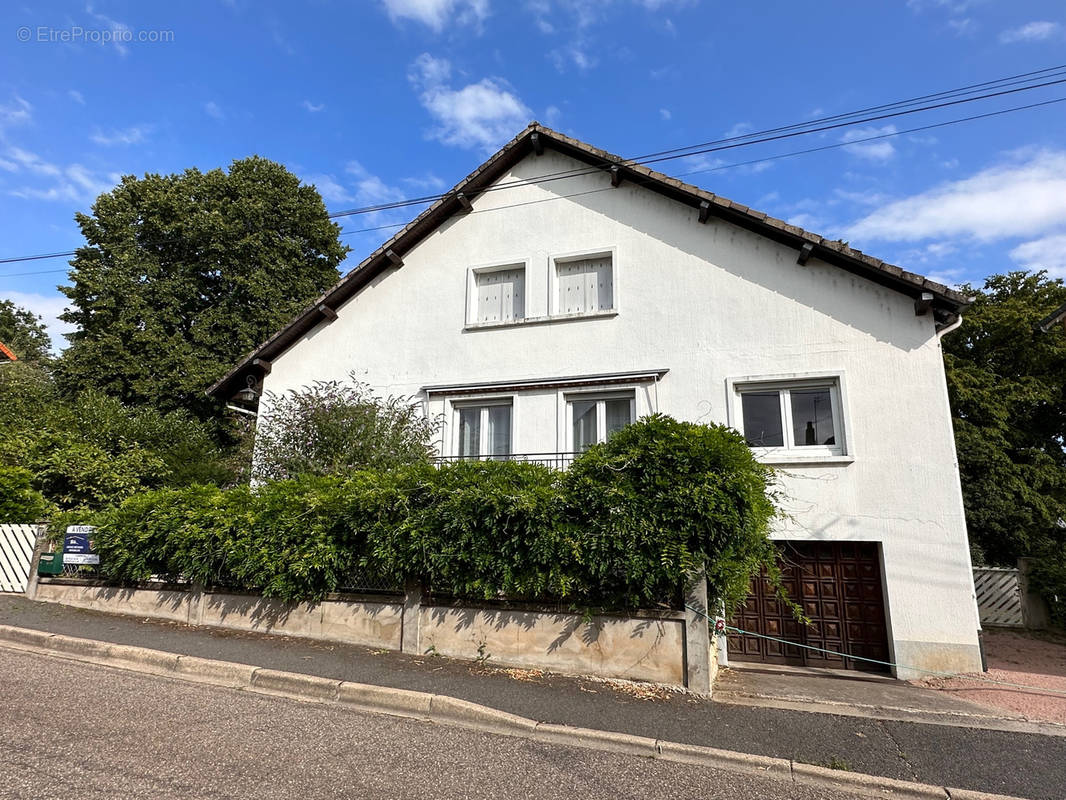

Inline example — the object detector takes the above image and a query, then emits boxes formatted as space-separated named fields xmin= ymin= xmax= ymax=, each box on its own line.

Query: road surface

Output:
xmin=0 ymin=646 xmax=863 ymax=800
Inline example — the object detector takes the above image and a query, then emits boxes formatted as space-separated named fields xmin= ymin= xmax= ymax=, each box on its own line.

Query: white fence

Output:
xmin=973 ymin=567 xmax=1024 ymax=627
xmin=0 ymin=524 xmax=38 ymax=593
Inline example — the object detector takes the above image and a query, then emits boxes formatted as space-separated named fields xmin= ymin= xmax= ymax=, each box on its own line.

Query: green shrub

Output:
xmin=253 ymin=376 xmax=439 ymax=482
xmin=84 ymin=416 xmax=781 ymax=612
xmin=1028 ymin=552 xmax=1066 ymax=628
xmin=409 ymin=460 xmax=568 ymax=601
xmin=562 ymin=414 xmax=779 ymax=611
xmin=0 ymin=466 xmax=50 ymax=522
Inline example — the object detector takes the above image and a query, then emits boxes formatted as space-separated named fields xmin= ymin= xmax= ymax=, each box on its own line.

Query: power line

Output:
xmin=1 ymin=64 xmax=1065 ymax=275
xmin=325 ymin=94 xmax=1066 ymax=238
xmin=325 ymin=67 xmax=1066 ymax=219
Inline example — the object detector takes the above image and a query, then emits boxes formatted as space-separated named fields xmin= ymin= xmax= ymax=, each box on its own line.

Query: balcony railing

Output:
xmin=433 ymin=452 xmax=581 ymax=470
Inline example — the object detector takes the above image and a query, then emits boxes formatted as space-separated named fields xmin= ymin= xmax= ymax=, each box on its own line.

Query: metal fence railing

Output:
xmin=433 ymin=452 xmax=580 ymax=470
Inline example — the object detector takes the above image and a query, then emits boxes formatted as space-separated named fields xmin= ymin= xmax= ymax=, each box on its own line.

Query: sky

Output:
xmin=2 ymin=0 xmax=1066 ymax=350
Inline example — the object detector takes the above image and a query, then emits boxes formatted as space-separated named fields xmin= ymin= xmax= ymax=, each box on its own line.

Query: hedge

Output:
xmin=79 ymin=415 xmax=780 ymax=612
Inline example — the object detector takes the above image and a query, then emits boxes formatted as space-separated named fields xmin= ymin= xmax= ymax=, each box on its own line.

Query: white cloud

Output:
xmin=659 ymin=108 xmax=671 ymax=121
xmin=90 ymin=125 xmax=149 ymax=146
xmin=85 ymin=3 xmax=132 ymax=56
xmin=999 ymin=21 xmax=1062 ymax=43
xmin=0 ymin=291 xmax=74 ymax=353
xmin=847 ymin=149 xmax=1066 ymax=244
xmin=548 ymin=39 xmax=597 ymax=71
xmin=5 ymin=147 xmax=60 ymax=177
xmin=68 ymin=90 xmax=85 ymax=105
xmin=381 ymin=0 xmax=489 ymax=31
xmin=305 ymin=174 xmax=354 ymax=205
xmin=204 ymin=101 xmax=224 ymax=119
xmin=1010 ymin=234 xmax=1066 ymax=278
xmin=408 ymin=54 xmax=531 ymax=151
xmin=401 ymin=173 xmax=446 ymax=192
xmin=947 ymin=17 xmax=976 ymax=36
xmin=787 ymin=212 xmax=825 ymax=232
xmin=0 ymin=95 xmax=32 ymax=131
xmin=841 ymin=125 xmax=897 ymax=161
xmin=3 ymin=146 xmax=117 ymax=203
xmin=302 ymin=100 xmax=325 ymax=113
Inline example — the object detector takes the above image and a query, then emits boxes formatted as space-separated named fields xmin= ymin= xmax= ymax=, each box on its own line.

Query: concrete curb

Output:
xmin=0 ymin=624 xmax=1027 ymax=800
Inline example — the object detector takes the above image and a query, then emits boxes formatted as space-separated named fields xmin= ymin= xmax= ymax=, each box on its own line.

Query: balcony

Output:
xmin=433 ymin=452 xmax=580 ymax=470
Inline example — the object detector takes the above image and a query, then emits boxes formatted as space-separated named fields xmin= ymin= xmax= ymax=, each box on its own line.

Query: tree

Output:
xmin=0 ymin=363 xmax=233 ymax=511
xmin=0 ymin=299 xmax=52 ymax=362
xmin=55 ymin=156 xmax=348 ymax=426
xmin=942 ymin=271 xmax=1066 ymax=570
xmin=252 ymin=376 xmax=439 ymax=482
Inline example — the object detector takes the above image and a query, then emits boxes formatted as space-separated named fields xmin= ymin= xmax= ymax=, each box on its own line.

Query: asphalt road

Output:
xmin=2 ymin=596 xmax=1063 ymax=798
xmin=0 ymin=648 xmax=863 ymax=800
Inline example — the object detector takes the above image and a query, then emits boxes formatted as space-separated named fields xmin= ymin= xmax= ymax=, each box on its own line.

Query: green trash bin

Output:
xmin=37 ymin=551 xmax=64 ymax=576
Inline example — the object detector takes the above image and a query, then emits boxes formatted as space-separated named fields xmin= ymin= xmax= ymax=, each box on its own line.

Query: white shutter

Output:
xmin=556 ymin=257 xmax=612 ymax=314
xmin=476 ymin=267 xmax=525 ymax=322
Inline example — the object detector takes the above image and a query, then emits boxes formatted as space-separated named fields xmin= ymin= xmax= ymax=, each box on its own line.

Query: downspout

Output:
xmin=936 ymin=313 xmax=964 ymax=339
xmin=935 ymin=311 xmax=986 ymax=666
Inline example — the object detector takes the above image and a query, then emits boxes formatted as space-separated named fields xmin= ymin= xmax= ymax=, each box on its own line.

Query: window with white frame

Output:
xmin=736 ymin=379 xmax=844 ymax=457
xmin=556 ymin=255 xmax=613 ymax=315
xmin=474 ymin=265 xmax=525 ymax=324
xmin=455 ymin=401 xmax=513 ymax=459
xmin=568 ymin=392 xmax=634 ymax=452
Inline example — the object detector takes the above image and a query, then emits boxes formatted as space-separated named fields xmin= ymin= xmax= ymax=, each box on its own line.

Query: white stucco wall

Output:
xmin=260 ymin=149 xmax=982 ymax=676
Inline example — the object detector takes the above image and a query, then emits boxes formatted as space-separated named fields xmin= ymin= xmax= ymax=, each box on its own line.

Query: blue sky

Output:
xmin=2 ymin=0 xmax=1066 ymax=349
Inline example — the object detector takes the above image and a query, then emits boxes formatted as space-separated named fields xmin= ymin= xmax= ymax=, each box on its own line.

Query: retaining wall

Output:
xmin=31 ymin=579 xmax=712 ymax=692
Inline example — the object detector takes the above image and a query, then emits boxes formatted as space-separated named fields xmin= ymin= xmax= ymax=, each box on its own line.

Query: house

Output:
xmin=1038 ymin=301 xmax=1066 ymax=333
xmin=209 ymin=123 xmax=983 ymax=679
xmin=0 ymin=341 xmax=17 ymax=364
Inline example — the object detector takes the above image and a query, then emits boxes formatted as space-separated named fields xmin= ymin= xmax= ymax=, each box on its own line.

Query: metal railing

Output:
xmin=433 ymin=452 xmax=581 ymax=470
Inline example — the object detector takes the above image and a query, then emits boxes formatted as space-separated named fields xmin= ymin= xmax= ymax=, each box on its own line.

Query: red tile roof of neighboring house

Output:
xmin=208 ymin=122 xmax=973 ymax=402
xmin=0 ymin=341 xmax=17 ymax=363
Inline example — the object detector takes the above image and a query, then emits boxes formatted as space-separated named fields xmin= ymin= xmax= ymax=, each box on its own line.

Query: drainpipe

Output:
xmin=936 ymin=314 xmax=964 ymax=339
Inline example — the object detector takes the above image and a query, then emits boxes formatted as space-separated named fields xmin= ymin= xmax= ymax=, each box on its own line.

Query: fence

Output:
xmin=973 ymin=566 xmax=1024 ymax=627
xmin=433 ymin=452 xmax=579 ymax=470
xmin=0 ymin=524 xmax=38 ymax=593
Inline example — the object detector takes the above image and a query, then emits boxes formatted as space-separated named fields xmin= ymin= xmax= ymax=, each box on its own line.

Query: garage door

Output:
xmin=727 ymin=541 xmax=890 ymax=672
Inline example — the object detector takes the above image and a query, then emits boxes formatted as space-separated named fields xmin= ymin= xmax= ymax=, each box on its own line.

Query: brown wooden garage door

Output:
xmin=727 ymin=541 xmax=890 ymax=672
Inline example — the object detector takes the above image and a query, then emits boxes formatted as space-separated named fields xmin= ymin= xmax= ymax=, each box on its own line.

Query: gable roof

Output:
xmin=1039 ymin=301 xmax=1066 ymax=333
xmin=208 ymin=122 xmax=971 ymax=401
xmin=0 ymin=341 xmax=16 ymax=363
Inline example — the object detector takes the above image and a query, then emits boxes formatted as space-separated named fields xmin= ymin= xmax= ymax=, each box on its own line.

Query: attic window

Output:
xmin=556 ymin=255 xmax=613 ymax=315
xmin=474 ymin=265 xmax=525 ymax=324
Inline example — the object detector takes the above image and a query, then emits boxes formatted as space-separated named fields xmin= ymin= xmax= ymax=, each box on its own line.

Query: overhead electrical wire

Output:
xmin=1 ymin=64 xmax=1065 ymax=276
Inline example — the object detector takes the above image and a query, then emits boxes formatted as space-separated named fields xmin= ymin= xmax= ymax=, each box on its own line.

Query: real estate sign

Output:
xmin=63 ymin=525 xmax=99 ymax=565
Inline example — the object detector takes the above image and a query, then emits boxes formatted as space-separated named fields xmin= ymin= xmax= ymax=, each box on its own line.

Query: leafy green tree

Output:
xmin=0 ymin=364 xmax=232 ymax=511
xmin=55 ymin=156 xmax=348 ymax=425
xmin=942 ymin=270 xmax=1066 ymax=617
xmin=0 ymin=466 xmax=50 ymax=522
xmin=252 ymin=376 xmax=439 ymax=482
xmin=0 ymin=299 xmax=52 ymax=362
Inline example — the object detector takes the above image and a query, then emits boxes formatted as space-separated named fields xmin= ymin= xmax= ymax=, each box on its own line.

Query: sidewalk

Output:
xmin=2 ymin=595 xmax=1064 ymax=800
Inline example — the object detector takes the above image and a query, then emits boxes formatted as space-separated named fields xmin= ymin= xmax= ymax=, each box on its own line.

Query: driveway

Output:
xmin=916 ymin=628 xmax=1066 ymax=725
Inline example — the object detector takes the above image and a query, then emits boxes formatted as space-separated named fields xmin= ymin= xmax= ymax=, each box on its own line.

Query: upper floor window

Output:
xmin=556 ymin=255 xmax=613 ymax=315
xmin=569 ymin=392 xmax=634 ymax=452
xmin=474 ymin=265 xmax=525 ymax=324
xmin=456 ymin=401 xmax=512 ymax=459
xmin=737 ymin=379 xmax=844 ymax=458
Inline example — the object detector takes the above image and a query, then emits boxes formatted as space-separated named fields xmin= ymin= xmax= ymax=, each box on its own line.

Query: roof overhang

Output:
xmin=208 ymin=123 xmax=971 ymax=402
xmin=423 ymin=369 xmax=670 ymax=398
xmin=1038 ymin=302 xmax=1066 ymax=333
